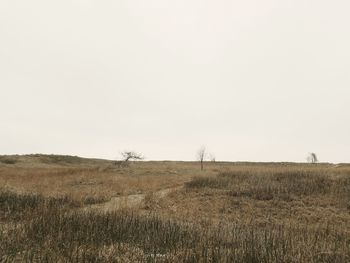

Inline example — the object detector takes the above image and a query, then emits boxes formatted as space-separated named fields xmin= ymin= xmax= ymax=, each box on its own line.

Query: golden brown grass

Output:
xmin=1 ymin=155 xmax=350 ymax=262
xmin=0 ymin=156 xmax=208 ymax=203
xmin=159 ymin=165 xmax=350 ymax=228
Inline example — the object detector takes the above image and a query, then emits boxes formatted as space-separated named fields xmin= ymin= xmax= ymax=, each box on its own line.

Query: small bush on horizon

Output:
xmin=0 ymin=156 xmax=17 ymax=165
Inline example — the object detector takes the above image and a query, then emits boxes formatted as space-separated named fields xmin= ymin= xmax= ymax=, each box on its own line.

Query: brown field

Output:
xmin=0 ymin=154 xmax=350 ymax=262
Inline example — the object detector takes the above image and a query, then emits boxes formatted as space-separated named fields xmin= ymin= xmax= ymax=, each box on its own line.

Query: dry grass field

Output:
xmin=1 ymin=155 xmax=350 ymax=262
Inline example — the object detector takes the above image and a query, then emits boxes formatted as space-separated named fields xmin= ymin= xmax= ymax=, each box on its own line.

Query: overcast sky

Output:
xmin=1 ymin=0 xmax=349 ymax=162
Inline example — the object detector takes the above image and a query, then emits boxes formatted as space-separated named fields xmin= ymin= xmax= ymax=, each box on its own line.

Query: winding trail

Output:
xmin=83 ymin=186 xmax=182 ymax=213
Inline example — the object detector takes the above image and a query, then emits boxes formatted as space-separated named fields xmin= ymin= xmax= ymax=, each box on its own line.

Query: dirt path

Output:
xmin=83 ymin=186 xmax=182 ymax=213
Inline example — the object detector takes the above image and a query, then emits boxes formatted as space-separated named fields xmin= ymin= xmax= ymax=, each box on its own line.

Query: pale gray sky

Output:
xmin=1 ymin=0 xmax=349 ymax=162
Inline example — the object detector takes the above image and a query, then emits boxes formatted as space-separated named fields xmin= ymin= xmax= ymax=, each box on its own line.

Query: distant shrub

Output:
xmin=0 ymin=157 xmax=17 ymax=164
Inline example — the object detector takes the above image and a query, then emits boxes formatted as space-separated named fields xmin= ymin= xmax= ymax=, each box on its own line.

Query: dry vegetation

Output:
xmin=0 ymin=155 xmax=350 ymax=262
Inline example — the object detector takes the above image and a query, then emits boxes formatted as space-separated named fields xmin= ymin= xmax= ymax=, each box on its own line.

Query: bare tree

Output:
xmin=197 ymin=146 xmax=207 ymax=171
xmin=121 ymin=151 xmax=144 ymax=162
xmin=115 ymin=150 xmax=144 ymax=167
xmin=307 ymin=152 xmax=318 ymax=164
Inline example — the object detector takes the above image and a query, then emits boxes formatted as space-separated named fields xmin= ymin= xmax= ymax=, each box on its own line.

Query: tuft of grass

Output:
xmin=82 ymin=195 xmax=108 ymax=205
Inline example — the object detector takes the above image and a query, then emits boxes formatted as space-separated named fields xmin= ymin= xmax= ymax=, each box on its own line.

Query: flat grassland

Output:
xmin=0 ymin=155 xmax=349 ymax=262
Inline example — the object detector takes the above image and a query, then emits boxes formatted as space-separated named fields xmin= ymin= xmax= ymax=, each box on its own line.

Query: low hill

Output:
xmin=0 ymin=154 xmax=113 ymax=167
